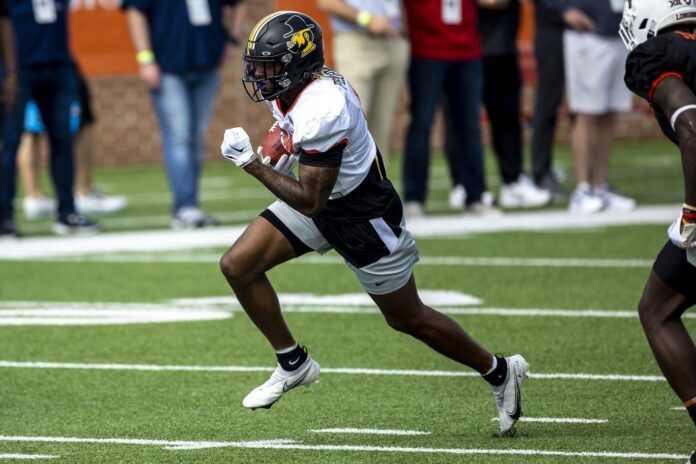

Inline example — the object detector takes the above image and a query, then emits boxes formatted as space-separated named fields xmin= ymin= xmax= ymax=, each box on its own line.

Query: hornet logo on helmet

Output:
xmin=283 ymin=15 xmax=317 ymax=58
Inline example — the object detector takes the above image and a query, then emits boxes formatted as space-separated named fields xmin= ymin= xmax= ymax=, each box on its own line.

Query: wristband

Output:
xmin=684 ymin=202 xmax=696 ymax=210
xmin=136 ymin=49 xmax=155 ymax=65
xmin=357 ymin=11 xmax=373 ymax=28
xmin=683 ymin=205 xmax=696 ymax=224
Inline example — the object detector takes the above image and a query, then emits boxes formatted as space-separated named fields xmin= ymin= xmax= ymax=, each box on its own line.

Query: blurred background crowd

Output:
xmin=0 ymin=0 xmax=662 ymax=237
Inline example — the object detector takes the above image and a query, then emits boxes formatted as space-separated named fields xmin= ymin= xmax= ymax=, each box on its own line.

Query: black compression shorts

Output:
xmin=653 ymin=240 xmax=696 ymax=303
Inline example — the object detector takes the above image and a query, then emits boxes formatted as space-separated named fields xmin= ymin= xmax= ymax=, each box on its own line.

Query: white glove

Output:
xmin=221 ymin=127 xmax=256 ymax=167
xmin=668 ymin=211 xmax=696 ymax=249
xmin=258 ymin=146 xmax=298 ymax=178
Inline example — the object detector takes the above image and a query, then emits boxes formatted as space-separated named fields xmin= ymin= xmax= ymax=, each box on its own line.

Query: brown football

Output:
xmin=261 ymin=122 xmax=291 ymax=165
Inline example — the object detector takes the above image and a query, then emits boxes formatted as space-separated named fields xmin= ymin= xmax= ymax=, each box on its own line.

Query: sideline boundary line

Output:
xmin=0 ymin=205 xmax=677 ymax=260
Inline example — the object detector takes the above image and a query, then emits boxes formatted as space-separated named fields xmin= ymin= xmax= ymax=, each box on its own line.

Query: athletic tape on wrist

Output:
xmin=670 ymin=104 xmax=696 ymax=131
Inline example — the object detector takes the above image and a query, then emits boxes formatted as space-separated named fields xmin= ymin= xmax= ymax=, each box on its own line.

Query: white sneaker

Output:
xmin=23 ymin=196 xmax=56 ymax=221
xmin=403 ymin=201 xmax=424 ymax=220
xmin=76 ymin=190 xmax=128 ymax=215
xmin=595 ymin=187 xmax=636 ymax=212
xmin=171 ymin=206 xmax=219 ymax=229
xmin=448 ymin=185 xmax=466 ymax=210
xmin=569 ymin=185 xmax=603 ymax=214
xmin=491 ymin=354 xmax=529 ymax=435
xmin=243 ymin=356 xmax=320 ymax=410
xmin=500 ymin=175 xmax=552 ymax=209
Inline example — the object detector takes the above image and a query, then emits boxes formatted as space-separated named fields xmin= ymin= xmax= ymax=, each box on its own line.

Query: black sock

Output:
xmin=276 ymin=345 xmax=307 ymax=371
xmin=482 ymin=356 xmax=508 ymax=387
xmin=687 ymin=400 xmax=696 ymax=428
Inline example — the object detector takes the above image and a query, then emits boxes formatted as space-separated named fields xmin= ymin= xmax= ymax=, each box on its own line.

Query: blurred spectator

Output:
xmin=18 ymin=69 xmax=128 ymax=221
xmin=544 ymin=0 xmax=636 ymax=214
xmin=0 ymin=2 xmax=15 ymax=120
xmin=123 ymin=0 xmax=246 ymax=229
xmin=401 ymin=0 xmax=489 ymax=217
xmin=530 ymin=0 xmax=566 ymax=198
xmin=0 ymin=0 xmax=99 ymax=237
xmin=445 ymin=0 xmax=550 ymax=210
xmin=317 ymin=0 xmax=408 ymax=162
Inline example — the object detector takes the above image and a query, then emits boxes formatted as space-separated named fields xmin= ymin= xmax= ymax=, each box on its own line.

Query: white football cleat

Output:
xmin=491 ymin=354 xmax=529 ymax=435
xmin=243 ymin=356 xmax=320 ymax=410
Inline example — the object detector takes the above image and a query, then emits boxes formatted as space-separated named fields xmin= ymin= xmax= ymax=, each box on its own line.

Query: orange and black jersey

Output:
xmin=625 ymin=31 xmax=696 ymax=145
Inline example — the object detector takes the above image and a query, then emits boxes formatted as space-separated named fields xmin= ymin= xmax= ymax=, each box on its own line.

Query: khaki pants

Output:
xmin=333 ymin=31 xmax=409 ymax=161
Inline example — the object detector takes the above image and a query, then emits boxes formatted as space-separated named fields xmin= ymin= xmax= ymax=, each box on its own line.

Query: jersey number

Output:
xmin=442 ymin=0 xmax=461 ymax=24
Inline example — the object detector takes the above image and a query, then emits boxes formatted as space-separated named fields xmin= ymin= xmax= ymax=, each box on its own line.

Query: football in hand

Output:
xmin=261 ymin=122 xmax=291 ymax=165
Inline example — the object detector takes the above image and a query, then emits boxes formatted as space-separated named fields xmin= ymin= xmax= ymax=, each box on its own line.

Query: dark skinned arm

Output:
xmin=652 ymin=76 xmax=696 ymax=207
xmin=244 ymin=159 xmax=339 ymax=217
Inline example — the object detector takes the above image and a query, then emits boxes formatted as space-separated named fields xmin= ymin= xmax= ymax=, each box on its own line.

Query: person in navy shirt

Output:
xmin=123 ymin=0 xmax=246 ymax=229
xmin=0 ymin=0 xmax=98 ymax=236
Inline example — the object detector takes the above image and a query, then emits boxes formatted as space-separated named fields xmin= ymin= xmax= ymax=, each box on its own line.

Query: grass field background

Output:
xmin=0 ymin=139 xmax=694 ymax=462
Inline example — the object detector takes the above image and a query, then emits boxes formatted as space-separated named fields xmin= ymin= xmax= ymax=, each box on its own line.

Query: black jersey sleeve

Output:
xmin=625 ymin=33 xmax=689 ymax=102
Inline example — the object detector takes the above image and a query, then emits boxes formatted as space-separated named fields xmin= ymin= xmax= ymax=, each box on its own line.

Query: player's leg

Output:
xmin=639 ymin=242 xmax=696 ymax=426
xmin=368 ymin=274 xmax=528 ymax=435
xmin=369 ymin=274 xmax=492 ymax=371
xmin=220 ymin=215 xmax=298 ymax=349
xmin=348 ymin=221 xmax=527 ymax=434
xmin=220 ymin=202 xmax=329 ymax=409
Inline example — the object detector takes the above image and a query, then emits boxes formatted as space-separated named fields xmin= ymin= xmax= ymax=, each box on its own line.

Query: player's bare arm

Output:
xmin=653 ymin=76 xmax=696 ymax=207
xmin=244 ymin=160 xmax=339 ymax=217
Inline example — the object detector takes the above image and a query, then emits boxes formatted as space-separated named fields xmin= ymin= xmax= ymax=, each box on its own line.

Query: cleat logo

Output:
xmin=507 ymin=381 xmax=522 ymax=420
xmin=283 ymin=369 xmax=310 ymax=392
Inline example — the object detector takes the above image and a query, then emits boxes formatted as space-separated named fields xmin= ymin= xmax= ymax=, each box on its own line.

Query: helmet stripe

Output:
xmin=247 ymin=11 xmax=291 ymax=53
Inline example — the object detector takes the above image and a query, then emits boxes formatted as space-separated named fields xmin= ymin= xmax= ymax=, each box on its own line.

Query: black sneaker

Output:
xmin=0 ymin=218 xmax=21 ymax=238
xmin=52 ymin=213 xmax=100 ymax=235
xmin=688 ymin=450 xmax=696 ymax=464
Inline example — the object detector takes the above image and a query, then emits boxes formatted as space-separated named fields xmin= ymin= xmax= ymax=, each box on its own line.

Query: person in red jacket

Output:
xmin=401 ymin=0 xmax=490 ymax=217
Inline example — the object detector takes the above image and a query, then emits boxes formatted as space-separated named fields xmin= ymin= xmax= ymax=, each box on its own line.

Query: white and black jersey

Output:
xmin=267 ymin=68 xmax=407 ymax=269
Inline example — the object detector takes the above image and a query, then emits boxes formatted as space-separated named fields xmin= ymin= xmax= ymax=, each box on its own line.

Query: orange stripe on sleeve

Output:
xmin=648 ymin=72 xmax=683 ymax=102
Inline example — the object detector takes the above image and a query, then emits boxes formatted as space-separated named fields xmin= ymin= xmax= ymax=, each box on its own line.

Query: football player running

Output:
xmin=621 ymin=1 xmax=696 ymax=461
xmin=219 ymin=11 xmax=528 ymax=435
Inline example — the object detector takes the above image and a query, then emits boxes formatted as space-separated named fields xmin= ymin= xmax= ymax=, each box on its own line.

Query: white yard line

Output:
xmin=490 ymin=417 xmax=608 ymax=424
xmin=45 ymin=253 xmax=655 ymax=268
xmin=0 ymin=435 xmax=686 ymax=460
xmin=0 ymin=360 xmax=667 ymax=382
xmin=0 ymin=205 xmax=678 ymax=260
xmin=672 ymin=407 xmax=686 ymax=411
xmin=309 ymin=428 xmax=430 ymax=436
xmin=0 ymin=455 xmax=58 ymax=460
